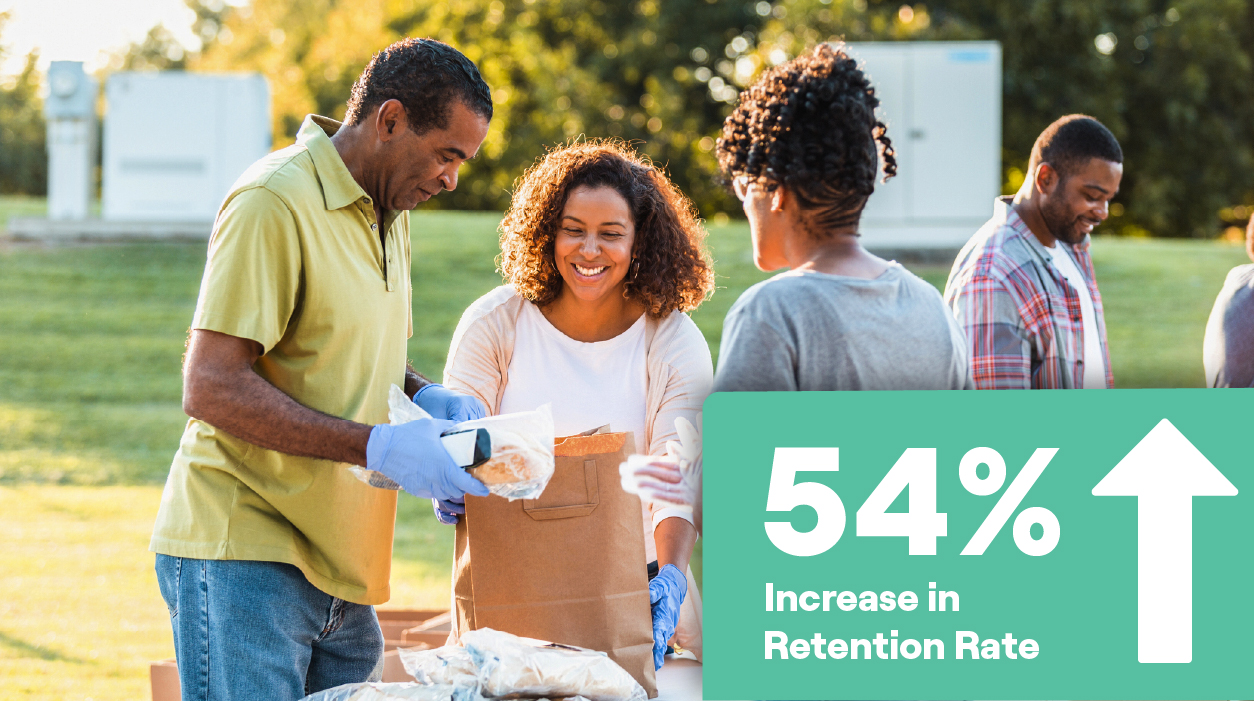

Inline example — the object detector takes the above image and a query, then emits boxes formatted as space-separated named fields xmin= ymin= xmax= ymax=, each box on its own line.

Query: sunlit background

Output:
xmin=1 ymin=2 xmax=1252 ymax=699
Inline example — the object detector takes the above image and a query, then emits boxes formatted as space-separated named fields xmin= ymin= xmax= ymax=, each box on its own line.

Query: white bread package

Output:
xmin=454 ymin=405 xmax=555 ymax=501
xmin=299 ymin=682 xmax=477 ymax=701
xmin=462 ymin=628 xmax=646 ymax=701
xmin=398 ymin=645 xmax=478 ymax=688
xmin=351 ymin=385 xmax=555 ymax=501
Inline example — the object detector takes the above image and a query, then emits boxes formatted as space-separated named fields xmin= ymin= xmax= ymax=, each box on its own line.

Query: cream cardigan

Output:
xmin=442 ymin=284 xmax=711 ymax=660
xmin=443 ymin=285 xmax=713 ymax=457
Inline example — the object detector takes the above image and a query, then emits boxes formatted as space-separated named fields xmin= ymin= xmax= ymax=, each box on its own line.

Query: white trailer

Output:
xmin=843 ymin=41 xmax=1002 ymax=250
xmin=102 ymin=72 xmax=271 ymax=222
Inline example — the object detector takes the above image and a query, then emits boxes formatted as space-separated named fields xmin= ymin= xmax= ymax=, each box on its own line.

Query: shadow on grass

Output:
xmin=0 ymin=630 xmax=94 ymax=665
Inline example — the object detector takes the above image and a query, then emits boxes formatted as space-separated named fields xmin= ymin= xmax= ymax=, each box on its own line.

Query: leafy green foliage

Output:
xmin=0 ymin=13 xmax=46 ymax=196
xmin=754 ymin=0 xmax=1254 ymax=238
xmin=3 ymin=0 xmax=1251 ymax=235
xmin=194 ymin=0 xmax=756 ymax=214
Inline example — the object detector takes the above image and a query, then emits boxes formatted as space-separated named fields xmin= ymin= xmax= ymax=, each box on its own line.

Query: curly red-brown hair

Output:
xmin=498 ymin=140 xmax=715 ymax=316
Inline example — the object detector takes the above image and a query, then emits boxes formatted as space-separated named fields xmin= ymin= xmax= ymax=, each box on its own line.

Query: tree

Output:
xmin=193 ymin=0 xmax=762 ymax=213
xmin=108 ymin=0 xmax=236 ymax=72
xmin=756 ymin=0 xmax=1254 ymax=238
xmin=182 ymin=0 xmax=1254 ymax=235
xmin=0 ymin=11 xmax=46 ymax=195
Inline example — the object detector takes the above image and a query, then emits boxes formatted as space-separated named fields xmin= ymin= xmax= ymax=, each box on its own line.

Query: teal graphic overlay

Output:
xmin=702 ymin=390 xmax=1254 ymax=700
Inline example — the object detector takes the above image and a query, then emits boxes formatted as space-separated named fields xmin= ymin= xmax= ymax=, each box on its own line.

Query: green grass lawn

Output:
xmin=0 ymin=210 xmax=1248 ymax=699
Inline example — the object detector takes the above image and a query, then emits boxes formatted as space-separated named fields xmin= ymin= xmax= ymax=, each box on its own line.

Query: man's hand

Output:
xmin=413 ymin=384 xmax=487 ymax=422
xmin=366 ymin=419 xmax=489 ymax=501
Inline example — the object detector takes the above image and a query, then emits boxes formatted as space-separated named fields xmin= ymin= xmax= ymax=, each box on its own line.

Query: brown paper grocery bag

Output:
xmin=451 ymin=431 xmax=657 ymax=697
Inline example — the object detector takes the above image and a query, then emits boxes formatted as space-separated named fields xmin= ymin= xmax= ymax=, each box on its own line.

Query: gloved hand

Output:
xmin=413 ymin=384 xmax=487 ymax=422
xmin=433 ymin=496 xmax=464 ymax=525
xmin=367 ymin=418 xmax=489 ymax=502
xmin=648 ymin=563 xmax=687 ymax=670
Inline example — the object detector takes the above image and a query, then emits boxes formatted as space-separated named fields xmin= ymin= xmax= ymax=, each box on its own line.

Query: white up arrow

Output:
xmin=1092 ymin=418 xmax=1237 ymax=663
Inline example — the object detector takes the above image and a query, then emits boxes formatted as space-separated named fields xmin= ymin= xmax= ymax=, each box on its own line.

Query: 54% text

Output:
xmin=765 ymin=447 xmax=1060 ymax=557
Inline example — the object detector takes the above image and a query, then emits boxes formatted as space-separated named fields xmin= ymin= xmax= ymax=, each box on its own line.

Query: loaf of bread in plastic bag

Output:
xmin=399 ymin=645 xmax=478 ymax=688
xmin=350 ymin=385 xmax=555 ymax=501
xmin=299 ymin=682 xmax=477 ymax=701
xmin=462 ymin=629 xmax=646 ymax=701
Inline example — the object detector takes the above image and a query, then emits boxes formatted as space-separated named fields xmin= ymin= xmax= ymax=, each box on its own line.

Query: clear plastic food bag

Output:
xmin=462 ymin=628 xmax=646 ymax=701
xmin=399 ymin=645 xmax=478 ymax=688
xmin=454 ymin=405 xmax=555 ymax=501
xmin=351 ymin=386 xmax=555 ymax=501
xmin=299 ymin=682 xmax=477 ymax=701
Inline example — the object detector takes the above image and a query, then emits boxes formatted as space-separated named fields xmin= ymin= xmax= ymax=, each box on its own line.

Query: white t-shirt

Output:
xmin=1046 ymin=244 xmax=1106 ymax=388
xmin=498 ymin=302 xmax=660 ymax=559
xmin=499 ymin=302 xmax=648 ymax=437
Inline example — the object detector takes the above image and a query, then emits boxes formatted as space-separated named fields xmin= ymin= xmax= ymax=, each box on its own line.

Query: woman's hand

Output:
xmin=621 ymin=454 xmax=703 ymax=534
xmin=649 ymin=563 xmax=688 ymax=669
xmin=432 ymin=496 xmax=464 ymax=525
xmin=622 ymin=456 xmax=695 ymax=506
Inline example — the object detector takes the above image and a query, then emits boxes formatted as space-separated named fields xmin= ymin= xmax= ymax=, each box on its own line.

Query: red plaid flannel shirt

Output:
xmin=943 ymin=198 xmax=1114 ymax=389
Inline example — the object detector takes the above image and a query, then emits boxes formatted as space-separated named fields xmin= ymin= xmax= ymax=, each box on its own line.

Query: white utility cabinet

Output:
xmin=102 ymin=72 xmax=270 ymax=221
xmin=44 ymin=61 xmax=98 ymax=221
xmin=843 ymin=41 xmax=1002 ymax=249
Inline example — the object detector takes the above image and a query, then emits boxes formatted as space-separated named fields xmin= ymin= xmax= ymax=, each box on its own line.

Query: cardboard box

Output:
xmin=381 ymin=647 xmax=421 ymax=683
xmin=402 ymin=610 xmax=453 ymax=648
xmin=150 ymin=658 xmax=180 ymax=701
xmin=377 ymin=608 xmax=446 ymax=642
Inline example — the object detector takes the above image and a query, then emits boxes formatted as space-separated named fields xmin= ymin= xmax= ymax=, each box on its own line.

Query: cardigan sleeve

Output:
xmin=647 ymin=314 xmax=713 ymax=528
xmin=442 ymin=286 xmax=516 ymax=415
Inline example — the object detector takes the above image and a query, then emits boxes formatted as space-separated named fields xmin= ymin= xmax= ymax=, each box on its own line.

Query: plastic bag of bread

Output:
xmin=399 ymin=645 xmax=478 ymax=688
xmin=351 ymin=386 xmax=555 ymax=501
xmin=299 ymin=682 xmax=479 ymax=701
xmin=452 ymin=405 xmax=554 ymax=501
xmin=462 ymin=628 xmax=646 ymax=701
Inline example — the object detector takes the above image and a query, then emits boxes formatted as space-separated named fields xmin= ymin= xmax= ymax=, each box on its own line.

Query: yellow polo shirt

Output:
xmin=150 ymin=115 xmax=411 ymax=605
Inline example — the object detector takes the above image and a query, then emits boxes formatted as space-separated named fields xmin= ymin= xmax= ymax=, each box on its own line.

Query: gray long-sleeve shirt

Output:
xmin=712 ymin=265 xmax=973 ymax=392
xmin=1203 ymin=264 xmax=1254 ymax=388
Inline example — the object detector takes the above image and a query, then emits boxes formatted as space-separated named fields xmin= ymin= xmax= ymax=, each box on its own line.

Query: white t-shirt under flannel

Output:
xmin=1046 ymin=243 xmax=1107 ymax=389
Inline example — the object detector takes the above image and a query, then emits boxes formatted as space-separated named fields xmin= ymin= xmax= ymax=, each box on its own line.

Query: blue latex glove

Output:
xmin=367 ymin=418 xmax=489 ymax=502
xmin=433 ymin=496 xmax=464 ymax=525
xmin=648 ymin=563 xmax=687 ymax=670
xmin=413 ymin=384 xmax=487 ymax=422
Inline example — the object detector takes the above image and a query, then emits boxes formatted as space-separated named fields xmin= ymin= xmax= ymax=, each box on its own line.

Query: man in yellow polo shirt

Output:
xmin=150 ymin=39 xmax=492 ymax=700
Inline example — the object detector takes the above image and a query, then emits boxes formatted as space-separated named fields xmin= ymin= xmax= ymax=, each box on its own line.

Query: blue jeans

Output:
xmin=155 ymin=555 xmax=384 ymax=701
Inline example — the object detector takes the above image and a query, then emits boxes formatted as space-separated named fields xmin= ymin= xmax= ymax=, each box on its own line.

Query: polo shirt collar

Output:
xmin=298 ymin=115 xmax=369 ymax=212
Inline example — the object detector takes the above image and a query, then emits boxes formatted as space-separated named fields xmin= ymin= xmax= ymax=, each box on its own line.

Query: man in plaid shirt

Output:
xmin=944 ymin=115 xmax=1123 ymax=389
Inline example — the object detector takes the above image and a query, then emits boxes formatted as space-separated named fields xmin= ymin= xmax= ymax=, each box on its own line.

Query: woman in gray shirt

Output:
xmin=711 ymin=43 xmax=971 ymax=392
xmin=1203 ymin=216 xmax=1254 ymax=388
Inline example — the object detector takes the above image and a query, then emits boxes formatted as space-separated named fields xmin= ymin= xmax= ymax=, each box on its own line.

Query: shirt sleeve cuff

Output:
xmin=652 ymin=506 xmax=695 ymax=530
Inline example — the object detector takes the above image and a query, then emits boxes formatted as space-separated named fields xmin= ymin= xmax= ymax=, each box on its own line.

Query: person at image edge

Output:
xmin=149 ymin=39 xmax=492 ymax=700
xmin=1203 ymin=214 xmax=1254 ymax=387
xmin=944 ymin=114 xmax=1124 ymax=389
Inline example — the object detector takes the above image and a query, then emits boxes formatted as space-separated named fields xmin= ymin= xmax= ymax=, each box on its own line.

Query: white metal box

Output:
xmin=843 ymin=41 xmax=1002 ymax=249
xmin=102 ymin=72 xmax=270 ymax=221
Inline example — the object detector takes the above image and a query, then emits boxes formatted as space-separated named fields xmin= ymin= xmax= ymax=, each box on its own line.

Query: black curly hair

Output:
xmin=717 ymin=43 xmax=896 ymax=234
xmin=344 ymin=38 xmax=493 ymax=135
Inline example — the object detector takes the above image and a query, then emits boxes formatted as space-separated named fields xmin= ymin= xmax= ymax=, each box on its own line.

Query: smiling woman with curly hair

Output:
xmin=438 ymin=139 xmax=714 ymax=670
xmin=498 ymin=140 xmax=713 ymax=315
